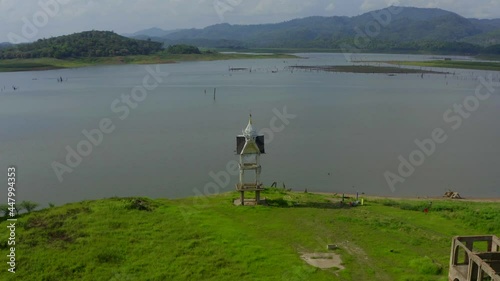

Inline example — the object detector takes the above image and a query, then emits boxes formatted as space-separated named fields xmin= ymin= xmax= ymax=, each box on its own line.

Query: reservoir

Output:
xmin=1 ymin=53 xmax=499 ymax=205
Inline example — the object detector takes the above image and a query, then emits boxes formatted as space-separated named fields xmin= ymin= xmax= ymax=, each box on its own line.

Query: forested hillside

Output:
xmin=0 ymin=31 xmax=163 ymax=59
xmin=129 ymin=6 xmax=500 ymax=55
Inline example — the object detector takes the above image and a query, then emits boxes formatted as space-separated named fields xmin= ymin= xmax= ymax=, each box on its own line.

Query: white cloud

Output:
xmin=360 ymin=0 xmax=401 ymax=12
xmin=326 ymin=3 xmax=336 ymax=11
xmin=248 ymin=0 xmax=313 ymax=16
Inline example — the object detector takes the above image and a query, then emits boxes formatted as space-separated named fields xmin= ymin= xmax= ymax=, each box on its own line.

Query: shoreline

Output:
xmin=310 ymin=191 xmax=500 ymax=202
xmin=2 ymin=53 xmax=500 ymax=73
xmin=384 ymin=60 xmax=500 ymax=71
xmin=0 ymin=52 xmax=298 ymax=73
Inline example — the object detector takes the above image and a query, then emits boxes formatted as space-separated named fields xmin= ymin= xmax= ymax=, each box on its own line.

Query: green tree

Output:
xmin=20 ymin=201 xmax=39 ymax=213
xmin=166 ymin=44 xmax=201 ymax=54
xmin=0 ymin=204 xmax=22 ymax=217
xmin=0 ymin=204 xmax=9 ymax=217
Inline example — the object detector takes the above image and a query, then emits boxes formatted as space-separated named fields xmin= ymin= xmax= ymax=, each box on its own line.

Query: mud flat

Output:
xmin=287 ymin=65 xmax=448 ymax=74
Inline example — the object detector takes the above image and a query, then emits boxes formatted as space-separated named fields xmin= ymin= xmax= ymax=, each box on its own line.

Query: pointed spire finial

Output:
xmin=243 ymin=114 xmax=256 ymax=138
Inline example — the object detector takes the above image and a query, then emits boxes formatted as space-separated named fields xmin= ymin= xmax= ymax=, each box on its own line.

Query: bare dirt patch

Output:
xmin=300 ymin=253 xmax=344 ymax=270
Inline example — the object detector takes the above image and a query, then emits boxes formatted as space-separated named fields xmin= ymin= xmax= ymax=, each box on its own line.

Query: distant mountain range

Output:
xmin=122 ymin=27 xmax=180 ymax=38
xmin=0 ymin=42 xmax=13 ymax=50
xmin=126 ymin=6 xmax=500 ymax=53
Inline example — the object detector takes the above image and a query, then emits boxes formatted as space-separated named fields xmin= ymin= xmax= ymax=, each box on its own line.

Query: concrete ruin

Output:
xmin=444 ymin=191 xmax=463 ymax=199
xmin=449 ymin=235 xmax=500 ymax=281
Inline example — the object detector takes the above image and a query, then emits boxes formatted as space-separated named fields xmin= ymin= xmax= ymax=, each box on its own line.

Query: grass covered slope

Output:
xmin=0 ymin=189 xmax=498 ymax=281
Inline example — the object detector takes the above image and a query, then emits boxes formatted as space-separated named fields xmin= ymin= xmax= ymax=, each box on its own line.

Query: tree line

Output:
xmin=0 ymin=201 xmax=41 ymax=218
xmin=165 ymin=44 xmax=201 ymax=54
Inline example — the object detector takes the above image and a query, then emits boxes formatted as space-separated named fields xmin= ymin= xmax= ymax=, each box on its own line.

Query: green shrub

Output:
xmin=380 ymin=199 xmax=399 ymax=207
xmin=96 ymin=251 xmax=124 ymax=264
xmin=125 ymin=198 xmax=157 ymax=211
xmin=409 ymin=256 xmax=442 ymax=275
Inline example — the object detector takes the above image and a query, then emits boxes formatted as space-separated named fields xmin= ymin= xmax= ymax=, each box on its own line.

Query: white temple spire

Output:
xmin=243 ymin=114 xmax=256 ymax=139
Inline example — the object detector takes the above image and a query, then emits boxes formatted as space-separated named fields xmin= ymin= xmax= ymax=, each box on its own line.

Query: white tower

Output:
xmin=236 ymin=115 xmax=265 ymax=205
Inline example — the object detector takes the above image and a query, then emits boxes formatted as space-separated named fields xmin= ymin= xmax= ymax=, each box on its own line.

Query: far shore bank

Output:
xmin=0 ymin=52 xmax=298 ymax=72
xmin=384 ymin=60 xmax=500 ymax=71
xmin=2 ymin=52 xmax=500 ymax=73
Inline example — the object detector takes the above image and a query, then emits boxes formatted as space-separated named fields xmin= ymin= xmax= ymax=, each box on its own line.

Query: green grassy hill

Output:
xmin=0 ymin=31 xmax=163 ymax=59
xmin=1 ymin=189 xmax=498 ymax=281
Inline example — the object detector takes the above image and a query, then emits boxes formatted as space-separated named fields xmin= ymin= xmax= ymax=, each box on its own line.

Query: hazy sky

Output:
xmin=1 ymin=0 xmax=500 ymax=43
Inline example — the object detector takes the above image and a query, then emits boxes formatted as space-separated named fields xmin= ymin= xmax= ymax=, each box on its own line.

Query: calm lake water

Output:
xmin=1 ymin=53 xmax=499 ymax=205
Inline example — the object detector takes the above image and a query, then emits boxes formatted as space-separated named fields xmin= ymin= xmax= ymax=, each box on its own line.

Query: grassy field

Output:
xmin=386 ymin=60 xmax=500 ymax=71
xmin=0 ymin=53 xmax=297 ymax=72
xmin=0 ymin=189 xmax=498 ymax=281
